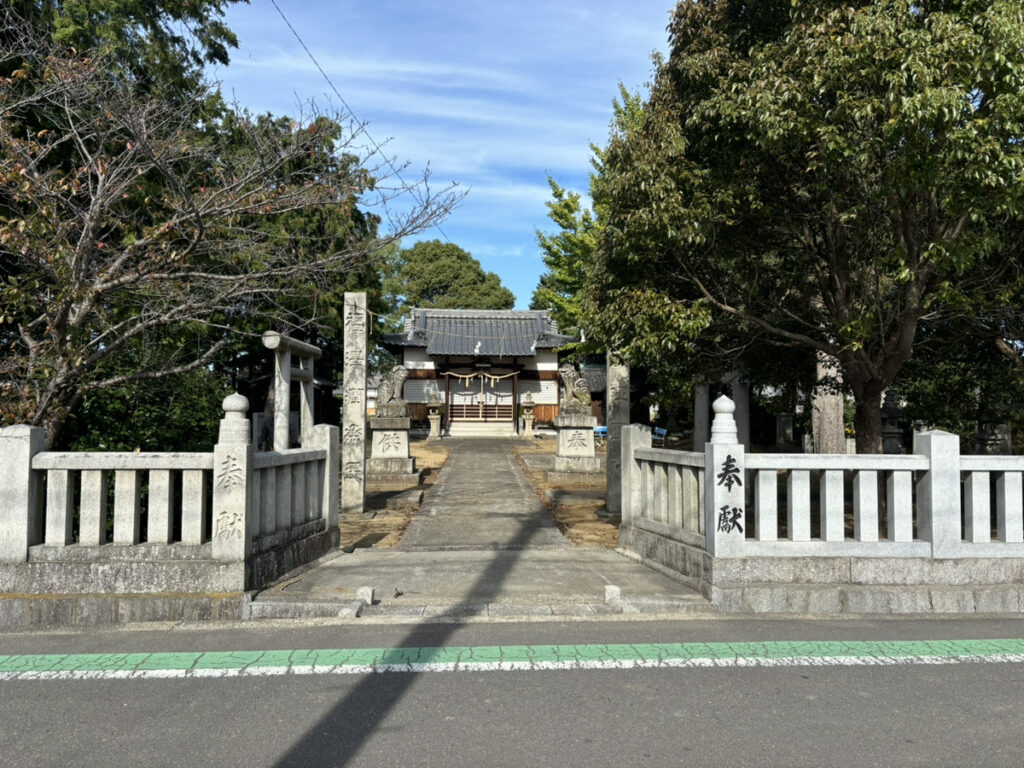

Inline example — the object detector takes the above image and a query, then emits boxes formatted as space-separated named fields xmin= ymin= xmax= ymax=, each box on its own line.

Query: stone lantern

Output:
xmin=427 ymin=390 xmax=442 ymax=441
xmin=521 ymin=392 xmax=535 ymax=440
xmin=881 ymin=392 xmax=904 ymax=454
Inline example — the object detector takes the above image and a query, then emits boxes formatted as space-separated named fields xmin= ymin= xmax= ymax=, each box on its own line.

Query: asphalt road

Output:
xmin=3 ymin=617 xmax=1024 ymax=768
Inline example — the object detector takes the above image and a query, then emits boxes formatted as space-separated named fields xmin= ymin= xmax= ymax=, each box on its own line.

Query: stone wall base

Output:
xmin=620 ymin=523 xmax=1024 ymax=614
xmin=0 ymin=524 xmax=339 ymax=628
xmin=250 ymin=523 xmax=339 ymax=589
xmin=0 ymin=591 xmax=247 ymax=629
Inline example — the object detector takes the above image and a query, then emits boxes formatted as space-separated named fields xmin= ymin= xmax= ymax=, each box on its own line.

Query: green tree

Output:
xmin=386 ymin=240 xmax=515 ymax=317
xmin=7 ymin=0 xmax=240 ymax=94
xmin=0 ymin=22 xmax=458 ymax=446
xmin=591 ymin=0 xmax=1024 ymax=452
xmin=529 ymin=177 xmax=595 ymax=342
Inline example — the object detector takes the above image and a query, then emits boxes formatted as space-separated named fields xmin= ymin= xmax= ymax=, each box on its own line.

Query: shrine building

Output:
xmin=381 ymin=308 xmax=576 ymax=437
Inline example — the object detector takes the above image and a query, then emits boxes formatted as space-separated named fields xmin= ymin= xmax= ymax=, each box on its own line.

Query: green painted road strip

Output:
xmin=3 ymin=639 xmax=1024 ymax=680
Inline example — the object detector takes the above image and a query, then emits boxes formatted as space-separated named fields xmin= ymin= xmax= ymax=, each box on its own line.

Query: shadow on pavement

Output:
xmin=271 ymin=514 xmax=547 ymax=767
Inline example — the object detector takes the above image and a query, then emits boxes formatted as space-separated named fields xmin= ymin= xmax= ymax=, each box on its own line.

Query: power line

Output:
xmin=266 ymin=0 xmax=455 ymax=245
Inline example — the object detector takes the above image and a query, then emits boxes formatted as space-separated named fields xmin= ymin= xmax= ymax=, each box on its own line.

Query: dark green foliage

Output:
xmin=590 ymin=0 xmax=1024 ymax=451
xmin=387 ymin=240 xmax=515 ymax=317
xmin=62 ymin=366 xmax=228 ymax=451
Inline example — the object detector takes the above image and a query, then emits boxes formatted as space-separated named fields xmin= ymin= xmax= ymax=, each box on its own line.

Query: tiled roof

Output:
xmin=382 ymin=309 xmax=576 ymax=357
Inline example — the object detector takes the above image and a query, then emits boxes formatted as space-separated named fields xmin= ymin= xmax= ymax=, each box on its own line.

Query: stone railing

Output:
xmin=621 ymin=430 xmax=705 ymax=549
xmin=29 ymin=450 xmax=215 ymax=550
xmin=0 ymin=393 xmax=339 ymax=625
xmin=620 ymin=395 xmax=1024 ymax=613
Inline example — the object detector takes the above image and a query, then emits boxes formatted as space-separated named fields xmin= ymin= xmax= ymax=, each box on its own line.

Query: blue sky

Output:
xmin=209 ymin=0 xmax=672 ymax=309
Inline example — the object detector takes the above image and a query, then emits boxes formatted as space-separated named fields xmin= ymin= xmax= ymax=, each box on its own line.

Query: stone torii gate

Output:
xmin=262 ymin=331 xmax=322 ymax=450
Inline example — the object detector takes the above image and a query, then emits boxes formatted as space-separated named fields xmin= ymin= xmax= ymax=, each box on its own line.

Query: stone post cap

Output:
xmin=222 ymin=392 xmax=250 ymax=417
xmin=710 ymin=394 xmax=738 ymax=444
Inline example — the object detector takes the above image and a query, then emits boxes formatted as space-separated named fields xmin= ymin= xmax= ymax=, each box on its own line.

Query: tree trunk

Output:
xmin=851 ymin=377 xmax=884 ymax=454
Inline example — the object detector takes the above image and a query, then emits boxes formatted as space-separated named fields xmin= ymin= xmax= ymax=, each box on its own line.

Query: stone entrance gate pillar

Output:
xmin=342 ymin=292 xmax=367 ymax=515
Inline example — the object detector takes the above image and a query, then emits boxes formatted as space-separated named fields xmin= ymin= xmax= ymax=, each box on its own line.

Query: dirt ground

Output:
xmin=339 ymin=439 xmax=452 ymax=550
xmin=513 ymin=438 xmax=620 ymax=549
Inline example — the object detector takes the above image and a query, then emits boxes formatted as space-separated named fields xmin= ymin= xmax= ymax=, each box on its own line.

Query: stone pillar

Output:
xmin=812 ymin=352 xmax=846 ymax=454
xmin=0 ymin=425 xmax=46 ymax=562
xmin=212 ymin=393 xmax=254 ymax=562
xmin=916 ymin=430 xmax=961 ymax=559
xmin=619 ymin=424 xmax=651 ymax=530
xmin=554 ymin=412 xmax=601 ymax=473
xmin=693 ymin=384 xmax=710 ymax=449
xmin=272 ymin=345 xmax=291 ymax=451
xmin=605 ymin=354 xmax=630 ymax=515
xmin=342 ymin=292 xmax=367 ymax=515
xmin=704 ymin=395 xmax=746 ymax=557
xmin=299 ymin=354 xmax=315 ymax=446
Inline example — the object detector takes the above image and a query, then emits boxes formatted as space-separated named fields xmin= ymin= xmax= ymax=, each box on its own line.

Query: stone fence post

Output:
xmin=212 ymin=394 xmax=254 ymax=562
xmin=0 ymin=425 xmax=46 ymax=562
xmin=916 ymin=430 xmax=961 ymax=558
xmin=620 ymin=424 xmax=651 ymax=528
xmin=704 ymin=395 xmax=746 ymax=557
xmin=310 ymin=423 xmax=339 ymax=529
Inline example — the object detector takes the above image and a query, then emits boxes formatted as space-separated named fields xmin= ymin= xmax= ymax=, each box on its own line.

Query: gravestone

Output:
xmin=342 ymin=292 xmax=367 ymax=515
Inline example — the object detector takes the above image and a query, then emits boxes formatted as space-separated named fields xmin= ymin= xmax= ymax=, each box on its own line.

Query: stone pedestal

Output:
xmin=367 ymin=417 xmax=420 ymax=490
xmin=553 ymin=412 xmax=601 ymax=474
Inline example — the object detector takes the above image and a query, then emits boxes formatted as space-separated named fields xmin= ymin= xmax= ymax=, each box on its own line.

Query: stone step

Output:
xmin=447 ymin=421 xmax=517 ymax=438
xmin=245 ymin=594 xmax=713 ymax=621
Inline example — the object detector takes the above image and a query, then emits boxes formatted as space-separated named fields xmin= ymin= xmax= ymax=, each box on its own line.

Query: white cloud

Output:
xmin=212 ymin=0 xmax=671 ymax=307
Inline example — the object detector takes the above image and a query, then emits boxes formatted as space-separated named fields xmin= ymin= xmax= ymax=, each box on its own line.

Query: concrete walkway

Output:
xmin=251 ymin=439 xmax=709 ymax=621
xmin=399 ymin=439 xmax=567 ymax=550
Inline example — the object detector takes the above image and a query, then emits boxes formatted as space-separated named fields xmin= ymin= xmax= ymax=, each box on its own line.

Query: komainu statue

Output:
xmin=558 ymin=363 xmax=592 ymax=415
xmin=376 ymin=365 xmax=409 ymax=418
